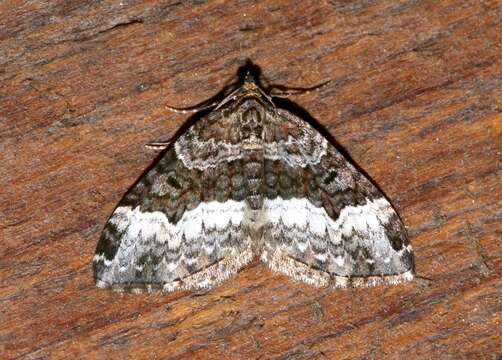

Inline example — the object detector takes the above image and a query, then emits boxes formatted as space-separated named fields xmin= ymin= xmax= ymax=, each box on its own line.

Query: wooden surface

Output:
xmin=1 ymin=1 xmax=501 ymax=359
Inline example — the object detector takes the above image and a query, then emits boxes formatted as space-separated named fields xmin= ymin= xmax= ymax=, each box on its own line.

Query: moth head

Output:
xmin=236 ymin=71 xmax=273 ymax=106
xmin=243 ymin=71 xmax=260 ymax=91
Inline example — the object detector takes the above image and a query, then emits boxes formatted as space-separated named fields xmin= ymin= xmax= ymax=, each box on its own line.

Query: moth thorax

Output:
xmin=240 ymin=107 xmax=263 ymax=141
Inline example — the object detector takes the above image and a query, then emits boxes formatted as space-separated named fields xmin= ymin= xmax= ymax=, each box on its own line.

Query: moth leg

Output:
xmin=269 ymin=80 xmax=332 ymax=97
xmin=165 ymin=100 xmax=220 ymax=113
xmin=144 ymin=140 xmax=172 ymax=150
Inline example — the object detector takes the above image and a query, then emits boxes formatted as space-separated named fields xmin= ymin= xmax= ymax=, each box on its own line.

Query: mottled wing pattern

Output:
xmin=261 ymin=108 xmax=414 ymax=287
xmin=93 ymin=111 xmax=254 ymax=292
xmin=94 ymin=73 xmax=414 ymax=292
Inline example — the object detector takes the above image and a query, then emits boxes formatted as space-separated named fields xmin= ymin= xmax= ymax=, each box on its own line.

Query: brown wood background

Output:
xmin=1 ymin=1 xmax=501 ymax=359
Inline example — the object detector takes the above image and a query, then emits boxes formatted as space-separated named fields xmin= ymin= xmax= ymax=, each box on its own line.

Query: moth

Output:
xmin=93 ymin=69 xmax=414 ymax=292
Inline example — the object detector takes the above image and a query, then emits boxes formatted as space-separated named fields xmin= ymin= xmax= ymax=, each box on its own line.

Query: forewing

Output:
xmin=261 ymin=108 xmax=414 ymax=287
xmin=93 ymin=112 xmax=253 ymax=292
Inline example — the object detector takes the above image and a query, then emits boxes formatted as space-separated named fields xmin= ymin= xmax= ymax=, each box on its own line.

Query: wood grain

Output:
xmin=1 ymin=1 xmax=500 ymax=359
